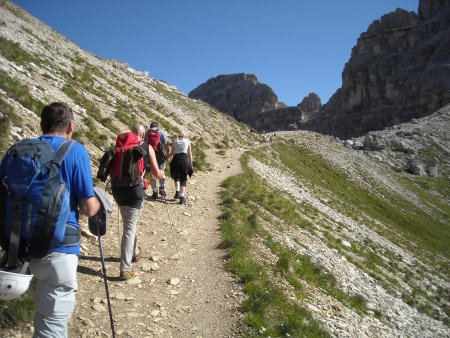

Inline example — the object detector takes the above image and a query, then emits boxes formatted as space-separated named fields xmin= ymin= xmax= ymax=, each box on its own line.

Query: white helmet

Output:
xmin=0 ymin=269 xmax=33 ymax=300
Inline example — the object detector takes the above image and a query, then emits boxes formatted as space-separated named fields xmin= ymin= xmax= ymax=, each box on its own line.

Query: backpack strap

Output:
xmin=7 ymin=197 xmax=23 ymax=268
xmin=54 ymin=139 xmax=76 ymax=164
xmin=54 ymin=140 xmax=81 ymax=247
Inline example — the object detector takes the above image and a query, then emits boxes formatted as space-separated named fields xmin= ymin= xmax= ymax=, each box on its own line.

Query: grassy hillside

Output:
xmin=0 ymin=1 xmax=257 ymax=160
xmin=219 ymin=133 xmax=449 ymax=336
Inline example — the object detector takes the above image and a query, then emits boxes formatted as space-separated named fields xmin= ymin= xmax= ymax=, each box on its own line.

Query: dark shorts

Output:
xmin=111 ymin=186 xmax=145 ymax=209
xmin=170 ymin=153 xmax=190 ymax=186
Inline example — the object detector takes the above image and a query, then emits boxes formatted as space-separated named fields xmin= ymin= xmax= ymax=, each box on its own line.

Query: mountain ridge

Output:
xmin=188 ymin=0 xmax=450 ymax=139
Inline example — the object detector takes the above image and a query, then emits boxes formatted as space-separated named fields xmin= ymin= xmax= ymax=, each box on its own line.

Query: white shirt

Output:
xmin=173 ymin=138 xmax=190 ymax=154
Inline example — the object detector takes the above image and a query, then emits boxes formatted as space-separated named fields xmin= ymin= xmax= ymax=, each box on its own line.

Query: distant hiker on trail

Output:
xmin=168 ymin=131 xmax=193 ymax=205
xmin=145 ymin=121 xmax=170 ymax=200
xmin=110 ymin=123 xmax=163 ymax=280
xmin=0 ymin=102 xmax=100 ymax=337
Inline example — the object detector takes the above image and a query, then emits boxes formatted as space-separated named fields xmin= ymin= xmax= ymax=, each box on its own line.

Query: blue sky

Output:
xmin=13 ymin=0 xmax=417 ymax=106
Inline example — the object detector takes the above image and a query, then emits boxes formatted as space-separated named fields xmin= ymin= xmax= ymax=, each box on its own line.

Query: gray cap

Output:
xmin=88 ymin=187 xmax=113 ymax=237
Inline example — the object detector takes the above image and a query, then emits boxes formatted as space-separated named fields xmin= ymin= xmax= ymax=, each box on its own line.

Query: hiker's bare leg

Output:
xmin=151 ymin=176 xmax=157 ymax=190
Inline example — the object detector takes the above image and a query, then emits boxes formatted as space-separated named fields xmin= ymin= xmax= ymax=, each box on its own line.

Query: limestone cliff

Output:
xmin=305 ymin=0 xmax=450 ymax=138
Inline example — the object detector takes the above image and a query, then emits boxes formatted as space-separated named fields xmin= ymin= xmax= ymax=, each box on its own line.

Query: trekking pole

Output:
xmin=117 ymin=208 xmax=121 ymax=249
xmin=97 ymin=230 xmax=116 ymax=338
xmin=161 ymin=191 xmax=180 ymax=259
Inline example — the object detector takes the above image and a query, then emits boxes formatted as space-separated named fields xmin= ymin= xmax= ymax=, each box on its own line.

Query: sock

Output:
xmin=179 ymin=192 xmax=184 ymax=197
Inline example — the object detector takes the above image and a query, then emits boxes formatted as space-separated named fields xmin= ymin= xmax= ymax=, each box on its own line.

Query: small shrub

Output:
xmin=0 ymin=294 xmax=35 ymax=328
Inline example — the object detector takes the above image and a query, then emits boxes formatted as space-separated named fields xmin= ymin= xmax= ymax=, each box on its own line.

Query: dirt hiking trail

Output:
xmin=70 ymin=147 xmax=247 ymax=337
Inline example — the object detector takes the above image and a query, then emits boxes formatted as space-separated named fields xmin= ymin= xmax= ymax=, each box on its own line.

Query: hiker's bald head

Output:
xmin=132 ymin=123 xmax=145 ymax=141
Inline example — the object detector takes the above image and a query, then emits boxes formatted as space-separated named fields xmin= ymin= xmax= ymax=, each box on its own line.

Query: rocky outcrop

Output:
xmin=304 ymin=0 xmax=450 ymax=139
xmin=188 ymin=73 xmax=279 ymax=126
xmin=252 ymin=92 xmax=322 ymax=132
xmin=345 ymin=103 xmax=450 ymax=177
xmin=189 ymin=73 xmax=323 ymax=132
xmin=297 ymin=92 xmax=321 ymax=121
xmin=252 ymin=106 xmax=303 ymax=132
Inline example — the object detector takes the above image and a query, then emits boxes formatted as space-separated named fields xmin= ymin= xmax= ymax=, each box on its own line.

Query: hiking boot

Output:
xmin=173 ymin=191 xmax=180 ymax=200
xmin=119 ymin=270 xmax=136 ymax=281
xmin=179 ymin=196 xmax=186 ymax=205
xmin=150 ymin=191 xmax=158 ymax=200
xmin=132 ymin=246 xmax=141 ymax=262
xmin=159 ymin=187 xmax=166 ymax=198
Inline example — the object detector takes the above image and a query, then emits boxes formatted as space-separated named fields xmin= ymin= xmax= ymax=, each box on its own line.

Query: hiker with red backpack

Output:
xmin=110 ymin=123 xmax=163 ymax=280
xmin=168 ymin=131 xmax=194 ymax=205
xmin=145 ymin=121 xmax=170 ymax=200
xmin=0 ymin=102 xmax=101 ymax=337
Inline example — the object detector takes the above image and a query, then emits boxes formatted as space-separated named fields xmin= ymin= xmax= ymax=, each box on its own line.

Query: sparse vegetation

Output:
xmin=115 ymin=99 xmax=138 ymax=127
xmin=220 ymin=172 xmax=329 ymax=336
xmin=191 ymin=137 xmax=210 ymax=171
xmin=272 ymin=142 xmax=450 ymax=261
xmin=0 ymin=294 xmax=35 ymax=328
xmin=0 ymin=97 xmax=22 ymax=153
xmin=219 ymin=141 xmax=450 ymax=332
xmin=0 ymin=70 xmax=44 ymax=115
xmin=0 ymin=36 xmax=42 ymax=68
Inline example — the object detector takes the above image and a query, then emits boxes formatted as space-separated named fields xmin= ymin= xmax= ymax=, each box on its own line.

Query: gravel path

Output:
xmin=68 ymin=147 xmax=246 ymax=337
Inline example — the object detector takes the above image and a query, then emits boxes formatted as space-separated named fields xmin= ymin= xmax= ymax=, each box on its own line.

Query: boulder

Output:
xmin=407 ymin=158 xmax=426 ymax=176
xmin=364 ymin=133 xmax=386 ymax=151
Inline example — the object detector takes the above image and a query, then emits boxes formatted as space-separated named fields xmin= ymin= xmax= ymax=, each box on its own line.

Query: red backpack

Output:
xmin=147 ymin=129 xmax=162 ymax=152
xmin=110 ymin=132 xmax=145 ymax=187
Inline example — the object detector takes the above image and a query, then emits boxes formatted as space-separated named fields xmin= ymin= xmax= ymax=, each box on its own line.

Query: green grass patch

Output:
xmin=400 ymin=175 xmax=450 ymax=214
xmin=0 ymin=97 xmax=22 ymax=155
xmin=0 ymin=294 xmax=35 ymax=328
xmin=220 ymin=160 xmax=368 ymax=315
xmin=82 ymin=117 xmax=108 ymax=148
xmin=220 ymin=173 xmax=329 ymax=337
xmin=0 ymin=70 xmax=44 ymax=115
xmin=0 ymin=36 xmax=42 ymax=68
xmin=191 ymin=137 xmax=210 ymax=171
xmin=115 ymin=99 xmax=138 ymax=127
xmin=272 ymin=142 xmax=450 ymax=261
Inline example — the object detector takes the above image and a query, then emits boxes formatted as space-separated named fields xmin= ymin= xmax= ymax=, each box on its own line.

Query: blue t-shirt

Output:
xmin=38 ymin=135 xmax=95 ymax=255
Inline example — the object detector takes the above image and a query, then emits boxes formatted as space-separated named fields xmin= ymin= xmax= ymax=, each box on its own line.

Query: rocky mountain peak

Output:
xmin=366 ymin=8 xmax=418 ymax=36
xmin=297 ymin=92 xmax=321 ymax=116
xmin=303 ymin=1 xmax=450 ymax=139
xmin=188 ymin=73 xmax=278 ymax=124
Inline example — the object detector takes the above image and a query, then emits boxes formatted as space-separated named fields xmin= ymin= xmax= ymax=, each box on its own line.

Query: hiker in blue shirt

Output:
xmin=30 ymin=102 xmax=100 ymax=337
